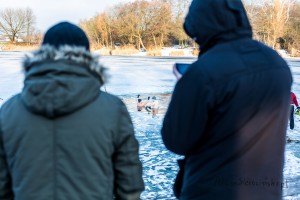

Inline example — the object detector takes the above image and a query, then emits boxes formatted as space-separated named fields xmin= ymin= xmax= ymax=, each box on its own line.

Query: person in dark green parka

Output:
xmin=0 ymin=22 xmax=144 ymax=200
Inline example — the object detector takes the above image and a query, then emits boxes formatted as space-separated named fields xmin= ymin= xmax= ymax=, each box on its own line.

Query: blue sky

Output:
xmin=0 ymin=0 xmax=133 ymax=32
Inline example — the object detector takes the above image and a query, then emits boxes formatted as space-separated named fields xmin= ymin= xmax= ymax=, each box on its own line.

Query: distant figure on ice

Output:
xmin=137 ymin=95 xmax=150 ymax=112
xmin=0 ymin=22 xmax=144 ymax=199
xmin=151 ymin=96 xmax=159 ymax=117
xmin=290 ymin=92 xmax=300 ymax=129
xmin=161 ymin=0 xmax=292 ymax=199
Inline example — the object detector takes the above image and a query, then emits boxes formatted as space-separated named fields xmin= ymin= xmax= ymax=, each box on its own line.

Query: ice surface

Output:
xmin=0 ymin=51 xmax=300 ymax=199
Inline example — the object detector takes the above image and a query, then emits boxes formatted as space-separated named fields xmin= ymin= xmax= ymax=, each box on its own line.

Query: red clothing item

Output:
xmin=291 ymin=92 xmax=299 ymax=106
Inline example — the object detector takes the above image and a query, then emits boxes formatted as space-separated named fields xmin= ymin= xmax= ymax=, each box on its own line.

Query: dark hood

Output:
xmin=184 ymin=0 xmax=252 ymax=54
xmin=21 ymin=45 xmax=107 ymax=118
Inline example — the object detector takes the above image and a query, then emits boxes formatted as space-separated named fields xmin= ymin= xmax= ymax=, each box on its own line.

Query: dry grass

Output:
xmin=94 ymin=45 xmax=140 ymax=56
xmin=111 ymin=48 xmax=140 ymax=55
xmin=169 ymin=50 xmax=185 ymax=56
xmin=290 ymin=48 xmax=300 ymax=57
xmin=146 ymin=49 xmax=162 ymax=56
xmin=192 ymin=48 xmax=200 ymax=56
xmin=1 ymin=43 xmax=39 ymax=51
xmin=94 ymin=48 xmax=112 ymax=55
xmin=1 ymin=43 xmax=200 ymax=57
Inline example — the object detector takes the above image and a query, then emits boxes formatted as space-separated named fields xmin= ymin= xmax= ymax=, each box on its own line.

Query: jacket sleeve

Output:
xmin=292 ymin=93 xmax=299 ymax=107
xmin=161 ymin=68 xmax=214 ymax=155
xmin=0 ymin=117 xmax=13 ymax=200
xmin=113 ymin=102 xmax=144 ymax=200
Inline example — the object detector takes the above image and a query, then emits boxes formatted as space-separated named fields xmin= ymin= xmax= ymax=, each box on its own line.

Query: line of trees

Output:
xmin=79 ymin=0 xmax=300 ymax=55
xmin=1 ymin=0 xmax=300 ymax=56
xmin=79 ymin=0 xmax=191 ymax=50
xmin=0 ymin=7 xmax=41 ymax=44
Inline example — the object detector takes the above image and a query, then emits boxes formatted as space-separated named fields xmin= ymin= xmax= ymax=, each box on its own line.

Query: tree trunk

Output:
xmin=160 ymin=34 xmax=164 ymax=47
xmin=152 ymin=34 xmax=157 ymax=50
xmin=139 ymin=36 xmax=146 ymax=50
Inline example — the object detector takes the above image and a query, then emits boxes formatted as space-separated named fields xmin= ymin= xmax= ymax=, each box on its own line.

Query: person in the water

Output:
xmin=137 ymin=95 xmax=150 ymax=112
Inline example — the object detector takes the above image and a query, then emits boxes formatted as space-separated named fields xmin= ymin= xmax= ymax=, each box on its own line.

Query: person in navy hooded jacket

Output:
xmin=161 ymin=0 xmax=292 ymax=199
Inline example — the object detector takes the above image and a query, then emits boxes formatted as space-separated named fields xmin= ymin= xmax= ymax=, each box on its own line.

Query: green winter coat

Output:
xmin=0 ymin=45 xmax=144 ymax=200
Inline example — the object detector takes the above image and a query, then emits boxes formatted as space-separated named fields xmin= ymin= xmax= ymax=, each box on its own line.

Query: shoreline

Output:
xmin=1 ymin=48 xmax=299 ymax=59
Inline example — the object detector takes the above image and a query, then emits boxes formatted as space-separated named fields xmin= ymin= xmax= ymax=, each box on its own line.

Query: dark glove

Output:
xmin=148 ymin=96 xmax=150 ymax=100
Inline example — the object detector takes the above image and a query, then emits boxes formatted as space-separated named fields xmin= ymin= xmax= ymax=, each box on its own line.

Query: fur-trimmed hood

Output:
xmin=21 ymin=45 xmax=107 ymax=118
xmin=23 ymin=45 xmax=107 ymax=84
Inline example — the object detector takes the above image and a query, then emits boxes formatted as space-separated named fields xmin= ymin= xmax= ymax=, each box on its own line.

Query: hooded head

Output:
xmin=21 ymin=22 xmax=107 ymax=118
xmin=42 ymin=21 xmax=90 ymax=51
xmin=184 ymin=0 xmax=252 ymax=54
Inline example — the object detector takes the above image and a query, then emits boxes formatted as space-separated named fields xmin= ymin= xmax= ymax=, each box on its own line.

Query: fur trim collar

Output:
xmin=23 ymin=45 xmax=107 ymax=84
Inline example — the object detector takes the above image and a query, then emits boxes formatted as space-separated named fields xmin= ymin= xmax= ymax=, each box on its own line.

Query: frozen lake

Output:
xmin=0 ymin=51 xmax=300 ymax=199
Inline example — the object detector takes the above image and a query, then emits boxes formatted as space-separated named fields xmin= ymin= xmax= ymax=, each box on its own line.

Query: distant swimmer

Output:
xmin=137 ymin=95 xmax=150 ymax=111
xmin=151 ymin=96 xmax=159 ymax=117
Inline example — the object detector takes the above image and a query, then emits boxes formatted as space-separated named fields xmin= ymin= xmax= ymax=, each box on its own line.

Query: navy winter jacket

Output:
xmin=162 ymin=0 xmax=292 ymax=199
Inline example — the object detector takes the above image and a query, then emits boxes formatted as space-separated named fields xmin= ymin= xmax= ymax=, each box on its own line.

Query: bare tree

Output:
xmin=23 ymin=8 xmax=37 ymax=44
xmin=144 ymin=1 xmax=172 ymax=49
xmin=169 ymin=0 xmax=191 ymax=47
xmin=244 ymin=0 xmax=294 ymax=48
xmin=272 ymin=0 xmax=294 ymax=48
xmin=96 ymin=13 xmax=113 ymax=47
xmin=0 ymin=7 xmax=36 ymax=43
xmin=80 ymin=17 xmax=102 ymax=48
xmin=284 ymin=1 xmax=300 ymax=55
xmin=111 ymin=0 xmax=150 ymax=50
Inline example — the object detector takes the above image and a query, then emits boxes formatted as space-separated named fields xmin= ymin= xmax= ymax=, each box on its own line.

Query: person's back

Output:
xmin=289 ymin=92 xmax=299 ymax=129
xmin=0 ymin=22 xmax=144 ymax=200
xmin=161 ymin=0 xmax=292 ymax=199
xmin=137 ymin=97 xmax=149 ymax=111
xmin=150 ymin=96 xmax=159 ymax=117
xmin=137 ymin=99 xmax=144 ymax=111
